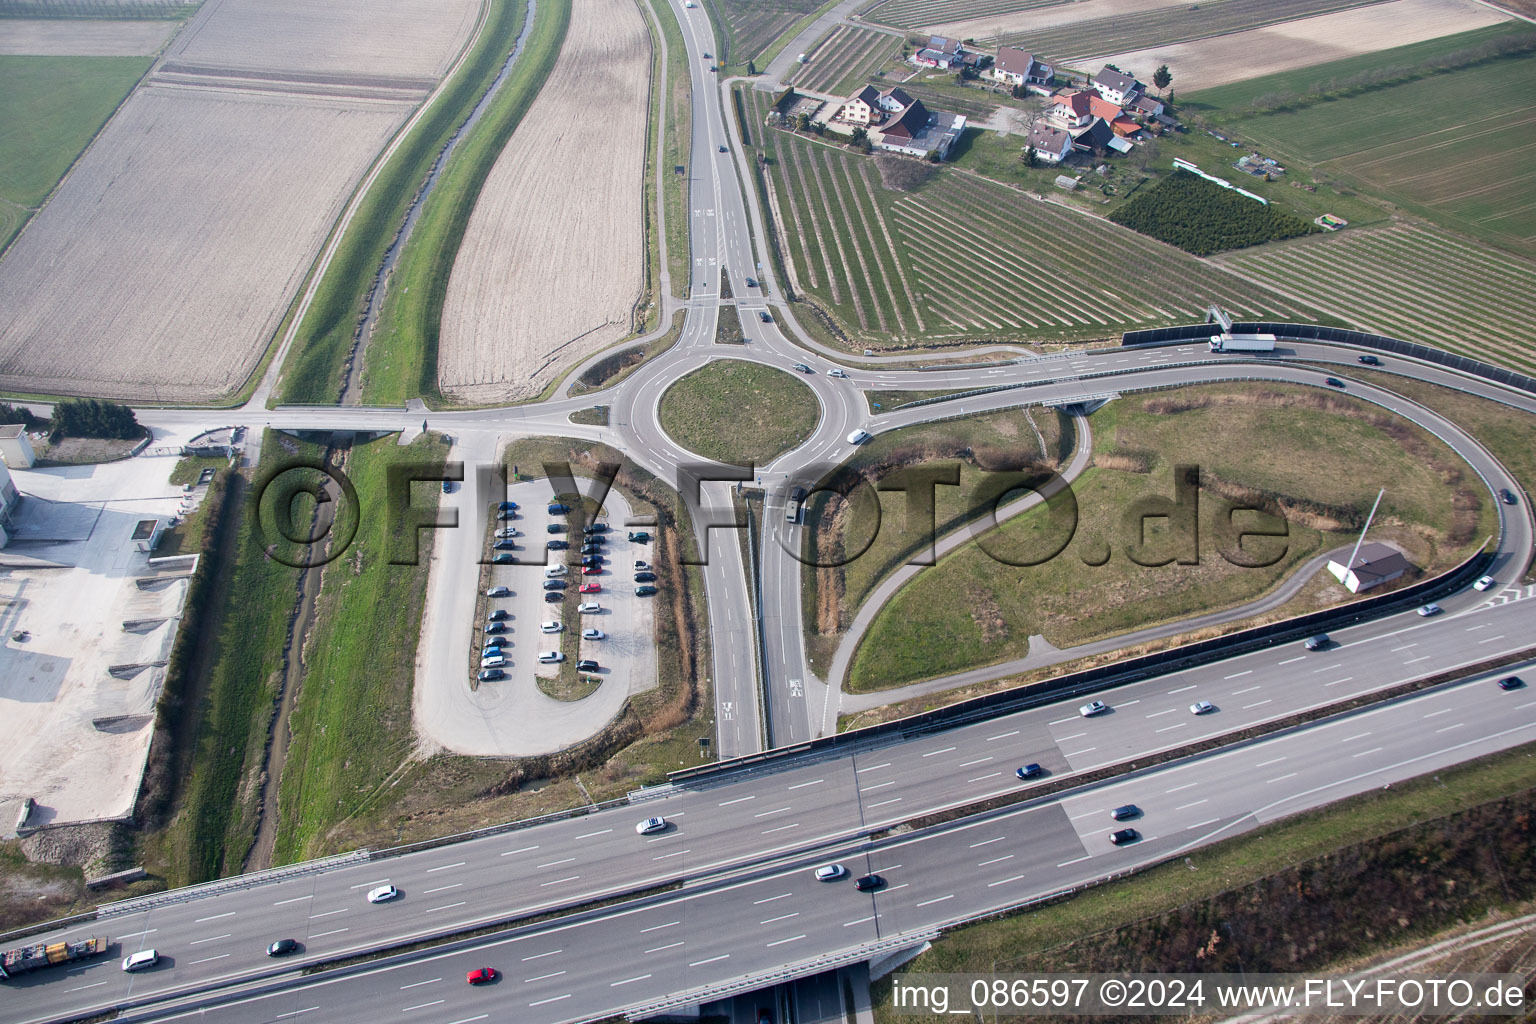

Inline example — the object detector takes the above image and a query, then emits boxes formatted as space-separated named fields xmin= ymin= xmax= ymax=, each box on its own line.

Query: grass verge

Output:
xmin=646 ymin=0 xmax=691 ymax=300
xmin=847 ymin=383 xmax=1489 ymax=691
xmin=658 ymin=359 xmax=819 ymax=466
xmin=271 ymin=433 xmax=449 ymax=863
xmin=569 ymin=406 xmax=610 ymax=426
xmin=715 ymin=304 xmax=746 ymax=344
xmin=875 ymin=738 xmax=1536 ymax=1020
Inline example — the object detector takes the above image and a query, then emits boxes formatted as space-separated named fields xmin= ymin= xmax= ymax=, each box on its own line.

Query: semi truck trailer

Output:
xmin=1209 ymin=333 xmax=1276 ymax=353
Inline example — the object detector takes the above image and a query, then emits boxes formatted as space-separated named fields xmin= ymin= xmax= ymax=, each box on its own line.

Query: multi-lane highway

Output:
xmin=7 ymin=0 xmax=1536 ymax=1018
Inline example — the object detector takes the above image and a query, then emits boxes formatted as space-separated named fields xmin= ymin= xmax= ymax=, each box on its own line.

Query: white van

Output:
xmin=847 ymin=429 xmax=871 ymax=445
xmin=481 ymin=655 xmax=507 ymax=669
xmin=544 ymin=564 xmax=568 ymax=578
xmin=122 ymin=949 xmax=159 ymax=972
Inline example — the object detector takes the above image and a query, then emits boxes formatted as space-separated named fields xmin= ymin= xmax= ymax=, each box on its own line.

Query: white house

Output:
xmin=991 ymin=47 xmax=1051 ymax=87
xmin=869 ymin=99 xmax=966 ymax=159
xmin=838 ymin=85 xmax=880 ymax=126
xmin=1090 ymin=66 xmax=1142 ymax=106
xmin=1327 ymin=541 xmax=1412 ymax=593
xmin=876 ymin=87 xmax=915 ymax=114
xmin=1026 ymin=124 xmax=1072 ymax=164
xmin=912 ymin=35 xmax=965 ymax=69
xmin=1049 ymin=90 xmax=1092 ymax=129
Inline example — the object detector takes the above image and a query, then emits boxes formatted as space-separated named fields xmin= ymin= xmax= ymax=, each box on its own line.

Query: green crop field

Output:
xmin=788 ymin=24 xmax=899 ymax=95
xmin=1216 ymin=222 xmax=1536 ymax=376
xmin=861 ymin=0 xmax=1062 ymax=32
xmin=744 ymin=88 xmax=1315 ymax=347
xmin=0 ymin=55 xmax=151 ymax=252
xmin=1214 ymin=54 xmax=1536 ymax=254
xmin=1005 ymin=0 xmax=1394 ymax=62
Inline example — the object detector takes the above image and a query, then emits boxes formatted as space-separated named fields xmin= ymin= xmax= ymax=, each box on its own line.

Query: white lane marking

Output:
xmin=401 ymin=1000 xmax=445 ymax=1012
xmin=1176 ymin=799 xmax=1208 ymax=810
xmin=1267 ymin=772 xmax=1299 ymax=783
xmin=645 ymin=941 xmax=685 ymax=954
xmin=1057 ymin=855 xmax=1091 ymax=867
xmin=753 ymin=893 xmax=793 ymax=905
xmin=842 ymin=915 xmax=878 ymax=927
xmin=1391 ymin=644 xmax=1417 ymax=652
xmin=988 ymin=874 xmax=1026 ymax=887
xmin=1145 ymin=708 xmax=1177 ymax=718
xmin=1435 ymin=723 xmax=1465 ymax=733
xmin=500 ymin=846 xmax=539 ymax=857
xmin=921 ymin=746 xmax=957 ymax=758
xmin=537 ymin=858 xmax=575 ymax=869
xmin=761 ymin=823 xmax=800 ymax=834
xmin=190 ymin=954 xmax=230 ymax=965
xmin=787 ymin=779 xmax=824 ymax=790
xmin=573 ymin=829 xmax=612 ymax=840
xmin=426 ymin=901 xmax=467 ymax=913
xmin=310 ymin=927 xmax=349 ymax=939
xmin=766 ymin=935 xmax=806 ymax=947
xmin=1405 ymin=656 xmax=1431 ymax=664
xmin=68 ymin=981 xmax=108 ymax=992
xmin=539 ymin=876 xmax=579 ymax=887
xmin=1156 ymin=723 xmax=1187 ymax=733
xmin=1047 ymin=717 xmax=1077 ymax=726
xmin=1311 ymin=663 xmax=1343 ymax=674
xmin=1063 ymin=747 xmax=1097 ymax=757
xmin=273 ymin=894 xmax=313 ymax=906
xmin=530 ymin=994 xmax=572 ymax=1007
xmin=855 ymin=762 xmax=890 ymax=773
xmin=969 ymin=772 xmax=1004 ymax=782
xmin=1324 ymin=677 xmax=1354 ymax=687
xmin=1278 ymin=656 xmax=1305 ymax=665
xmin=860 ymin=780 xmax=895 ymax=792
xmin=309 ymin=908 xmax=348 ymax=920
xmin=527 ymin=970 xmax=568 ymax=982
xmin=867 ymin=798 xmax=903 ymax=809
xmin=958 ymin=757 xmax=993 ymax=767
xmin=446 ymin=1017 xmax=490 ymax=1024
xmin=652 ymin=849 xmax=690 ymax=860
xmin=1422 ymin=708 xmax=1455 ymax=719
xmin=521 ymin=949 xmax=563 ymax=961
xmin=196 ymin=912 xmax=236 ymax=923
xmin=1340 ymin=732 xmax=1372 ymax=743
xmin=760 ymin=912 xmax=800 ymax=924
xmin=718 ymin=795 xmax=755 ymax=806
xmin=915 ymin=895 xmax=954 ymax=907
xmin=1465 ymin=623 xmax=1489 ymax=631
xmin=273 ymin=1009 xmax=321 ymax=1019
xmin=423 ymin=883 xmax=462 ymax=894
xmin=753 ymin=806 xmax=792 ymax=817
xmin=1166 ymin=782 xmax=1198 ymax=793
xmin=1255 ymin=757 xmax=1285 ymax=768
xmin=1167 ymin=685 xmax=1197 ymax=694
xmin=400 ymin=978 xmax=441 ymax=990
xmin=190 ymin=933 xmax=230 ymax=945
xmin=1479 ymin=635 xmax=1506 ymax=644
xmin=690 ymin=954 xmax=730 ymax=967
xmin=426 ymin=861 xmax=465 ymax=873
xmin=978 ymin=855 xmax=1014 ymax=867
xmin=1230 ymin=685 xmax=1261 ymax=695
xmin=1242 ymin=699 xmax=1273 ymax=710
xmin=1187 ymin=818 xmax=1221 ymax=830
xmin=1225 ymin=670 xmax=1252 ymax=679
xmin=1056 ymin=731 xmax=1086 ymax=741
xmin=986 ymin=730 xmax=1020 ymax=741
xmin=969 ymin=836 xmax=1005 ymax=848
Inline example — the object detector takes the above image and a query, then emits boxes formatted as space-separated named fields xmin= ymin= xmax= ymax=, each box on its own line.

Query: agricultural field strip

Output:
xmin=803 ymin=144 xmax=881 ymax=331
xmin=1012 ymin=0 xmax=1396 ymax=60
xmin=794 ymin=25 xmax=895 ymax=92
xmin=1220 ymin=243 xmax=1536 ymax=370
xmin=1222 ymin=226 xmax=1536 ymax=341
xmin=829 ymin=152 xmax=914 ymax=334
xmin=785 ymin=136 xmax=855 ymax=310
xmin=748 ymin=90 xmax=821 ymax=289
xmin=774 ymin=126 xmax=840 ymax=299
xmin=864 ymin=0 xmax=1064 ymax=31
xmin=857 ymin=160 xmax=926 ymax=332
xmin=788 ymin=23 xmax=851 ymax=86
xmin=920 ymin=177 xmax=1303 ymax=320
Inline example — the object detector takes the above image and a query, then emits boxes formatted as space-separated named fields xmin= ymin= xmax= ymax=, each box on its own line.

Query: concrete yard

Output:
xmin=0 ymin=454 xmax=197 ymax=834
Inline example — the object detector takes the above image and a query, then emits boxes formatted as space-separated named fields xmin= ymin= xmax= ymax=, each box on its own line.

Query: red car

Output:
xmin=580 ymin=582 xmax=601 ymax=593
xmin=581 ymin=566 xmax=602 ymax=575
xmin=467 ymin=967 xmax=496 ymax=985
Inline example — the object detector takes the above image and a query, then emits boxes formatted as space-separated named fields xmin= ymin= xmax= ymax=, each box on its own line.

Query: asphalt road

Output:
xmin=112 ymin=663 xmax=1536 ymax=1024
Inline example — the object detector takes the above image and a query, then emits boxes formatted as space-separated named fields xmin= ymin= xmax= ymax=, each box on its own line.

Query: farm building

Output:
xmin=1027 ymin=124 xmax=1073 ymax=164
xmin=1327 ymin=542 xmax=1411 ymax=593
xmin=0 ymin=424 xmax=36 ymax=469
xmin=991 ymin=47 xmax=1052 ymax=88
xmin=1130 ymin=94 xmax=1164 ymax=118
xmin=912 ymin=35 xmax=967 ymax=69
xmin=870 ymin=99 xmax=966 ymax=159
xmin=1090 ymin=66 xmax=1143 ymax=106
xmin=877 ymin=87 xmax=915 ymax=114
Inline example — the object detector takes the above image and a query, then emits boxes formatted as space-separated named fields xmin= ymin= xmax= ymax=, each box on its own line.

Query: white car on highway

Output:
xmin=1473 ymin=575 xmax=1496 ymax=591
xmin=814 ymin=863 xmax=846 ymax=881
xmin=1079 ymin=700 xmax=1109 ymax=717
xmin=1190 ymin=700 xmax=1215 ymax=715
xmin=636 ymin=816 xmax=667 ymax=835
xmin=366 ymin=884 xmax=399 ymax=904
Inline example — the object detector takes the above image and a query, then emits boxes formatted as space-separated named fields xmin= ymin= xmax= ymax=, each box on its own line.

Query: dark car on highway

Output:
xmin=1499 ymin=675 xmax=1525 ymax=691
xmin=1501 ymin=489 xmax=1518 ymax=505
xmin=1111 ymin=805 xmax=1140 ymax=821
xmin=267 ymin=939 xmax=299 ymax=957
xmin=1015 ymin=763 xmax=1042 ymax=779
xmin=1324 ymin=377 xmax=1345 ymax=388
xmin=759 ymin=311 xmax=771 ymax=323
xmin=1357 ymin=354 xmax=1381 ymax=365
xmin=854 ymin=874 xmax=885 ymax=892
xmin=1109 ymin=828 xmax=1140 ymax=845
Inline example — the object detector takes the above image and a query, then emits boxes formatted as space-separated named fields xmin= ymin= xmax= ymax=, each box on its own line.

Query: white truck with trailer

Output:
xmin=1209 ymin=332 xmax=1276 ymax=353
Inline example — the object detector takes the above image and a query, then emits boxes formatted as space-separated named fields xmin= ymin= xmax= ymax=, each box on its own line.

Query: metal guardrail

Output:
xmin=619 ymin=931 xmax=941 ymax=1019
xmin=97 ymin=850 xmax=371 ymax=918
xmin=667 ymin=546 xmax=1492 ymax=786
xmin=1121 ymin=322 xmax=1536 ymax=396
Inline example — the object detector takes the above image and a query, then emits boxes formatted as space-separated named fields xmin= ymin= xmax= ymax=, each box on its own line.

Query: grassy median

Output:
xmin=659 ymin=359 xmax=819 ymax=466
